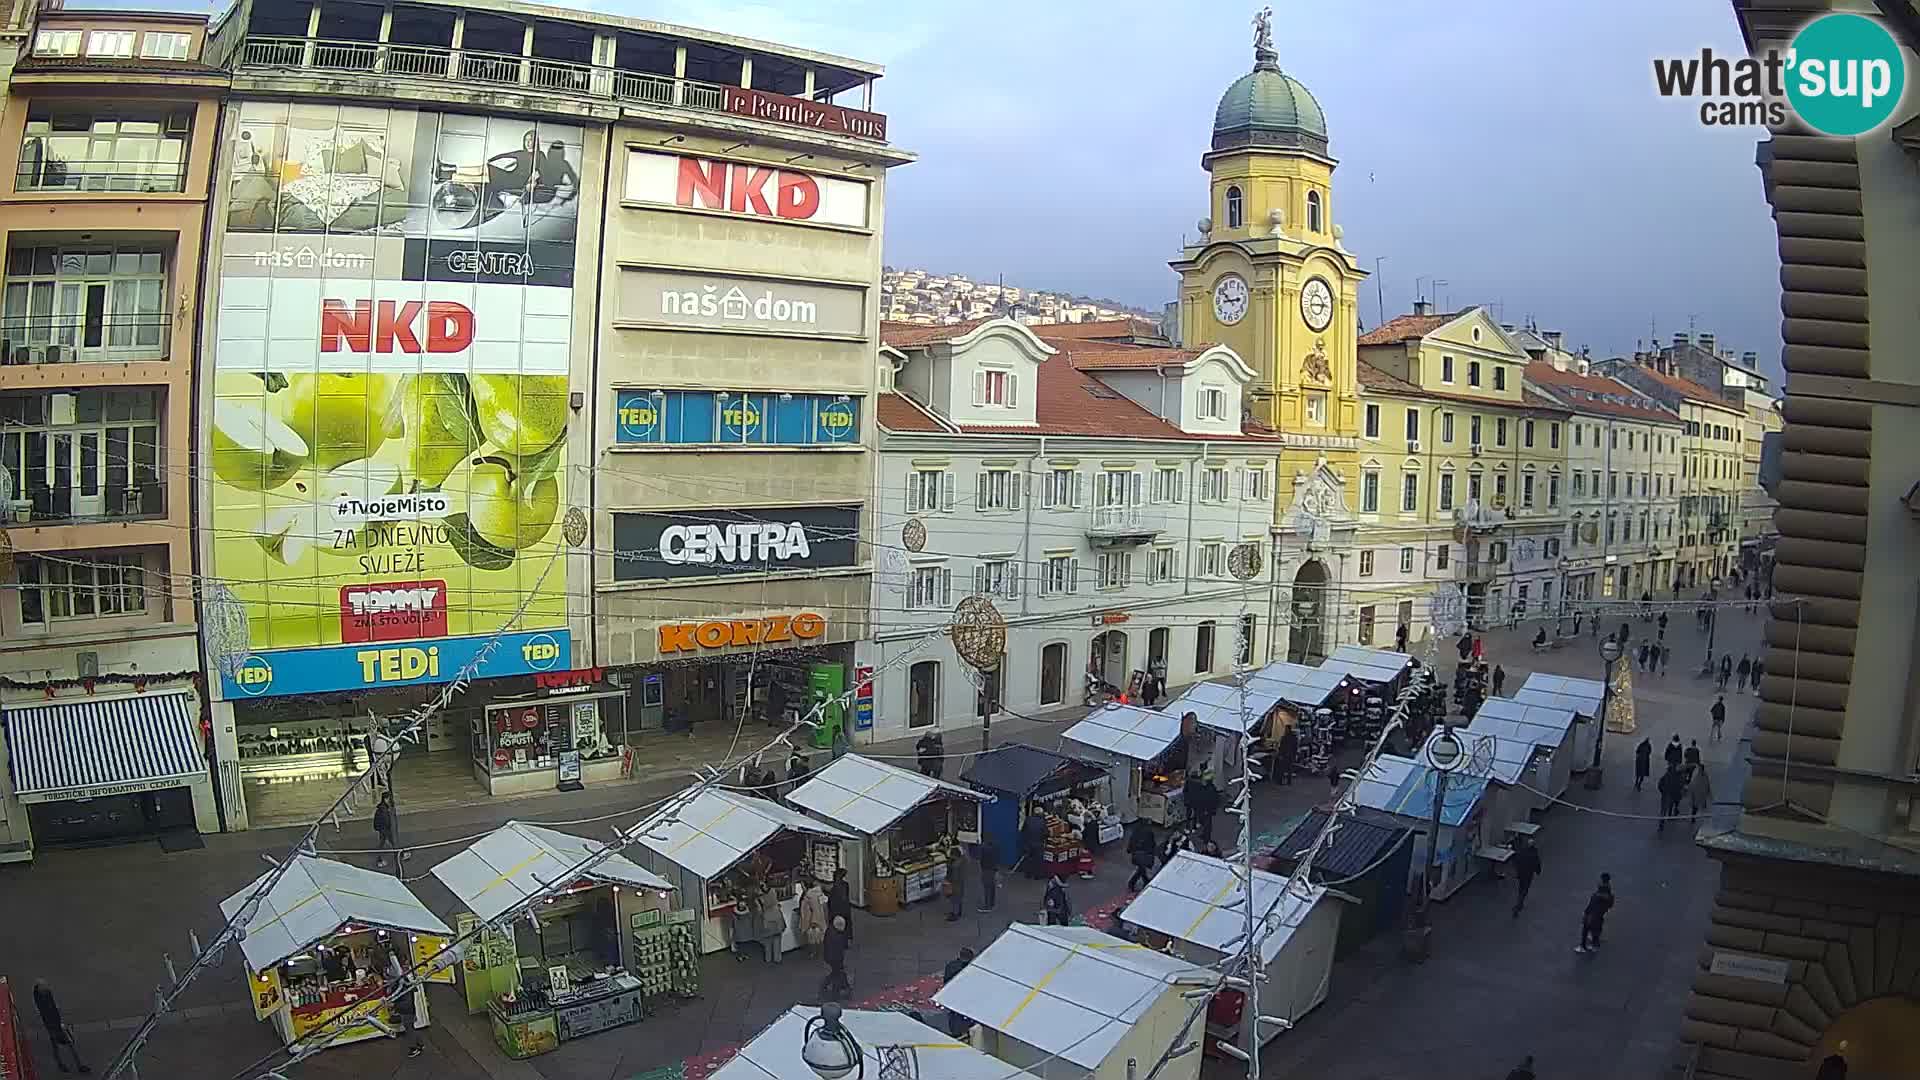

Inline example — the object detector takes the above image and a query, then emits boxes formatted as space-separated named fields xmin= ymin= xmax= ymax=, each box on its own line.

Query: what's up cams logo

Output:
xmin=1655 ymin=13 xmax=1907 ymax=136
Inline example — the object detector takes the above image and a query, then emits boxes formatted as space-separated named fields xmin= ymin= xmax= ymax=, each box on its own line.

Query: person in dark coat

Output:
xmin=1457 ymin=633 xmax=1473 ymax=662
xmin=33 ymin=980 xmax=87 ymax=1074
xmin=942 ymin=948 xmax=976 ymax=1037
xmin=1718 ymin=654 xmax=1733 ymax=692
xmin=945 ymin=844 xmax=968 ymax=922
xmin=1634 ymin=738 xmax=1653 ymax=791
xmin=827 ymin=869 xmax=853 ymax=943
xmin=1020 ymin=811 xmax=1050 ymax=879
xmin=1657 ymin=765 xmax=1686 ymax=833
xmin=1043 ymin=876 xmax=1072 ymax=925
xmin=1185 ymin=773 xmax=1220 ymax=844
xmin=1491 ymin=664 xmax=1506 ymax=697
xmin=1751 ymin=657 xmax=1766 ymax=691
xmin=1657 ymin=611 xmax=1669 ymax=640
xmin=1710 ymin=696 xmax=1728 ymax=742
xmin=373 ymin=791 xmax=400 ymax=869
xmin=1396 ymin=623 xmax=1409 ymax=653
xmin=915 ymin=733 xmax=941 ymax=778
xmin=1274 ymin=726 xmax=1298 ymax=786
xmin=1505 ymin=1054 xmax=1538 ymax=1080
xmin=787 ymin=752 xmax=811 ymax=796
xmin=976 ymin=839 xmax=999 ymax=911
xmin=1664 ymin=735 xmax=1684 ymax=771
xmin=1735 ymin=654 xmax=1752 ymax=694
xmin=1684 ymin=740 xmax=1702 ymax=770
xmin=821 ymin=915 xmax=851 ymax=1000
xmin=1510 ymin=836 xmax=1542 ymax=917
xmin=1126 ymin=821 xmax=1158 ymax=891
xmin=1576 ymin=873 xmax=1614 ymax=953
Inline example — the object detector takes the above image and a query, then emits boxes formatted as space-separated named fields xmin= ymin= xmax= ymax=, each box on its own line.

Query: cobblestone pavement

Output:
xmin=1 ymin=603 xmax=1765 ymax=1080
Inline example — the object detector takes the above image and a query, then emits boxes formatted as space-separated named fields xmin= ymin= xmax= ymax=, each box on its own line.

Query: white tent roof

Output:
xmin=1247 ymin=662 xmax=1347 ymax=709
xmin=1321 ymin=645 xmax=1413 ymax=685
xmin=1062 ymin=704 xmax=1186 ymax=762
xmin=1166 ymin=680 xmax=1290 ymax=735
xmin=1430 ymin=728 xmax=1534 ymax=786
xmin=431 ymin=821 xmax=674 ymax=921
xmin=1120 ymin=850 xmax=1326 ymax=966
xmin=933 ymin=924 xmax=1208 ymax=1070
xmin=633 ymin=787 xmax=854 ymax=881
xmin=713 ymin=1007 xmax=1044 ymax=1080
xmin=1471 ymin=698 xmax=1577 ymax=745
xmin=785 ymin=754 xmax=987 ymax=837
xmin=1516 ymin=673 xmax=1605 ymax=716
xmin=220 ymin=855 xmax=450 ymax=974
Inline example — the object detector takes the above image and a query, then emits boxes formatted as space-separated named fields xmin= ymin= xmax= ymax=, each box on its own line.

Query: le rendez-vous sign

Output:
xmin=721 ymin=86 xmax=888 ymax=142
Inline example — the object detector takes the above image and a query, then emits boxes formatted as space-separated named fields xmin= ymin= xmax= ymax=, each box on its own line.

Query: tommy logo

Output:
xmin=340 ymin=580 xmax=449 ymax=643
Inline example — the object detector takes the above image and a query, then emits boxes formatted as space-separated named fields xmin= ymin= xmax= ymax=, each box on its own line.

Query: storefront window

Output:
xmin=909 ymin=661 xmax=939 ymax=729
xmin=1039 ymin=643 xmax=1066 ymax=706
xmin=486 ymin=702 xmax=556 ymax=773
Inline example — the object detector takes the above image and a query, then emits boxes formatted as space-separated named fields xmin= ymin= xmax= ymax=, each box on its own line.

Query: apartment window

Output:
xmin=1196 ymin=621 xmax=1216 ymax=673
xmin=974 ymin=559 xmax=1019 ymax=600
xmin=33 ymin=30 xmax=81 ymax=56
xmin=17 ymin=552 xmax=147 ymax=623
xmin=1304 ymin=392 xmax=1326 ymax=425
xmin=1151 ymin=466 xmax=1182 ymax=504
xmin=1148 ymin=546 xmax=1177 ymax=584
xmin=1489 ymin=540 xmax=1508 ymax=563
xmin=1305 ymin=189 xmax=1323 ymax=232
xmin=1434 ymin=544 xmax=1450 ymax=570
xmin=1225 ymin=186 xmax=1244 ymax=230
xmin=1399 ymin=547 xmax=1415 ymax=574
xmin=3 ymin=243 xmax=169 ymax=359
xmin=1098 ymin=551 xmax=1132 ymax=589
xmin=20 ymin=105 xmax=192 ymax=193
xmin=1238 ymin=614 xmax=1257 ymax=664
xmin=1574 ymin=424 xmax=1583 ymax=447
xmin=907 ymin=566 xmax=953 ymax=610
xmin=1359 ymin=605 xmax=1377 ymax=645
xmin=1610 ymin=428 xmax=1619 ymax=449
xmin=1470 ymin=415 xmax=1483 ymax=445
xmin=976 ymin=467 xmax=1021 ymax=510
xmin=1495 ymin=417 xmax=1508 ymax=447
xmin=1360 ymin=470 xmax=1380 ymax=513
xmin=1439 ymin=472 xmax=1455 ymax=510
xmin=1400 ymin=472 xmax=1418 ymax=513
xmin=1364 ymin=403 xmax=1380 ymax=439
xmin=1441 ymin=412 xmax=1455 ymax=443
xmin=85 ymin=30 xmax=136 ymax=57
xmin=1242 ymin=467 xmax=1270 ymax=501
xmin=1591 ymin=469 xmax=1601 ymax=494
xmin=1440 ymin=355 xmax=1455 ymax=383
xmin=1359 ymin=549 xmax=1375 ymax=576
xmin=1493 ymin=366 xmax=1507 ymax=391
xmin=1606 ymin=518 xmax=1617 ymax=544
xmin=1201 ymin=467 xmax=1229 ymax=502
xmin=1548 ymin=474 xmax=1561 ymax=507
xmin=1626 ymin=475 xmax=1635 ymax=497
xmin=975 ymin=368 xmax=1016 ymax=407
xmin=0 ymin=389 xmax=162 ymax=520
xmin=1494 ymin=473 xmax=1508 ymax=503
xmin=1550 ymin=423 xmax=1561 ymax=449
xmin=140 ymin=31 xmax=192 ymax=60
xmin=1468 ymin=361 xmax=1482 ymax=387
xmin=1468 ymin=471 xmax=1483 ymax=501
xmin=1405 ymin=408 xmax=1420 ymax=442
xmin=1199 ymin=386 xmax=1227 ymax=420
xmin=1524 ymin=419 xmax=1536 ymax=448
xmin=1042 ymin=467 xmax=1080 ymax=509
xmin=1040 ymin=555 xmax=1078 ymax=596
xmin=1198 ymin=542 xmax=1225 ymax=578
xmin=1096 ymin=468 xmax=1141 ymax=509
xmin=906 ymin=468 xmax=950 ymax=513
xmin=1522 ymin=473 xmax=1536 ymax=508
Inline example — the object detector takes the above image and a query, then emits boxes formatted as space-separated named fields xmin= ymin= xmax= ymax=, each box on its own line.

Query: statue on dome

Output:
xmin=1253 ymin=6 xmax=1274 ymax=55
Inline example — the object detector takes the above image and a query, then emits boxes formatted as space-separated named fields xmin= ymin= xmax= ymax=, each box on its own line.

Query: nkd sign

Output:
xmin=619 ymin=268 xmax=866 ymax=338
xmin=611 ymin=505 xmax=859 ymax=580
xmin=624 ymin=151 xmax=870 ymax=229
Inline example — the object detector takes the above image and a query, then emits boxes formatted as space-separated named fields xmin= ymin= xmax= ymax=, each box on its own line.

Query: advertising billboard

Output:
xmin=211 ymin=103 xmax=582 ymax=699
xmin=612 ymin=390 xmax=860 ymax=447
xmin=623 ymin=151 xmax=869 ymax=228
xmin=610 ymin=506 xmax=860 ymax=581
xmin=617 ymin=268 xmax=866 ymax=337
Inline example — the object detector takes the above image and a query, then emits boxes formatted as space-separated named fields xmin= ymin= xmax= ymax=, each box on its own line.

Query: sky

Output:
xmin=122 ymin=0 xmax=1784 ymax=370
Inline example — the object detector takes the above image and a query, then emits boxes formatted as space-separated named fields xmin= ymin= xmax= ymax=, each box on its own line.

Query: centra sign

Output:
xmin=660 ymin=521 xmax=813 ymax=566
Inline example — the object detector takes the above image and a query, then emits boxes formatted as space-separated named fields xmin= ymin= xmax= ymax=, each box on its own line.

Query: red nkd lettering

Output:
xmin=727 ymin=165 xmax=775 ymax=216
xmin=776 ymin=171 xmax=820 ymax=219
xmin=676 ymin=157 xmax=727 ymax=211
xmin=320 ymin=299 xmax=474 ymax=354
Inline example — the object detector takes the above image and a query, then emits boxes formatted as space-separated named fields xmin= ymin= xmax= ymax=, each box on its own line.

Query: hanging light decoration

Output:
xmin=204 ymin=581 xmax=254 ymax=677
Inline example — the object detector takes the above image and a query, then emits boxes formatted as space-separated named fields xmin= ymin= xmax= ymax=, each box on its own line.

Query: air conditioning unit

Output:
xmin=1470 ymin=442 xmax=1484 ymax=456
xmin=1406 ymin=439 xmax=1421 ymax=453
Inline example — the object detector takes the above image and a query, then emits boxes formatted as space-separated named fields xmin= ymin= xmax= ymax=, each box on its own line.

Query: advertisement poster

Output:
xmin=212 ymin=103 xmax=580 ymax=698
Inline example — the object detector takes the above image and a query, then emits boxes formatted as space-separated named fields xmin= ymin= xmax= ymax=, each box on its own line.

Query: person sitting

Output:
xmin=1533 ymin=627 xmax=1548 ymax=648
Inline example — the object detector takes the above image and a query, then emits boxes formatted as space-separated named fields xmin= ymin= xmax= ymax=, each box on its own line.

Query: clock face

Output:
xmin=1212 ymin=274 xmax=1249 ymax=326
xmin=1300 ymin=277 xmax=1335 ymax=332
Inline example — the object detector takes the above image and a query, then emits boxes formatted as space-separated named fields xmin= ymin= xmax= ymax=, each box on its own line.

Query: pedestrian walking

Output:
xmin=759 ymin=884 xmax=787 ymax=964
xmin=1576 ymin=873 xmax=1614 ymax=953
xmin=1506 ymin=1055 xmax=1538 ymax=1080
xmin=1660 ymin=644 xmax=1671 ymax=676
xmin=786 ymin=751 xmax=811 ymax=798
xmin=945 ymin=844 xmax=968 ymax=922
xmin=916 ymin=732 xmax=940 ymax=778
xmin=1637 ymin=642 xmax=1651 ymax=672
xmin=1619 ymin=621 xmax=1631 ymax=648
xmin=1396 ymin=623 xmax=1409 ymax=653
xmin=1710 ymin=696 xmax=1727 ymax=741
xmin=976 ymin=838 xmax=999 ymax=911
xmin=731 ymin=890 xmax=761 ymax=963
xmin=368 ymin=729 xmax=393 ymax=792
xmin=388 ymin=975 xmax=424 ymax=1059
xmin=1126 ymin=821 xmax=1158 ymax=892
xmin=943 ymin=947 xmax=976 ymax=1038
xmin=1718 ymin=654 xmax=1733 ymax=692
xmin=1736 ymin=654 xmax=1752 ymax=694
xmin=1751 ymin=656 xmax=1766 ymax=692
xmin=831 ymin=725 xmax=850 ymax=761
xmin=1658 ymin=765 xmax=1685 ymax=833
xmin=373 ymin=790 xmax=403 ymax=868
xmin=827 ymin=868 xmax=853 ymax=943
xmin=1457 ymin=633 xmax=1473 ymax=662
xmin=1510 ymin=835 xmax=1541 ymax=916
xmin=1492 ymin=664 xmax=1506 ymax=697
xmin=1658 ymin=611 xmax=1669 ymax=640
xmin=1043 ymin=875 xmax=1073 ymax=925
xmin=821 ymin=915 xmax=851 ymax=1000
xmin=1689 ymin=763 xmax=1712 ymax=822
xmin=798 ymin=878 xmax=828 ymax=953
xmin=1275 ymin=725 xmax=1298 ymax=786
xmin=1573 ymin=612 xmax=1583 ymax=636
xmin=32 ymin=980 xmax=88 ymax=1074
xmin=1186 ymin=772 xmax=1220 ymax=844
xmin=1634 ymin=737 xmax=1652 ymax=791
xmin=1664 ymin=734 xmax=1684 ymax=771
xmin=1020 ymin=811 xmax=1049 ymax=879
xmin=1684 ymin=740 xmax=1702 ymax=770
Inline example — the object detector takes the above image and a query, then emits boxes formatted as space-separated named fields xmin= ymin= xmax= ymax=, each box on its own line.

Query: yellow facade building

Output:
xmin=1610 ymin=361 xmax=1746 ymax=587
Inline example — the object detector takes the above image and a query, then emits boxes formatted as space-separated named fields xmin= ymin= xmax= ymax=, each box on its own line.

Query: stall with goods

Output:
xmin=959 ymin=745 xmax=1113 ymax=873
xmin=1349 ymin=755 xmax=1493 ymax=902
xmin=933 ymin=924 xmax=1211 ymax=1080
xmin=223 ymin=855 xmax=453 ymax=1052
xmin=1416 ymin=727 xmax=1533 ymax=866
xmin=1060 ymin=704 xmax=1189 ymax=825
xmin=785 ymin=753 xmax=990 ymax=911
xmin=628 ymin=786 xmax=855 ymax=954
xmin=1512 ymin=673 xmax=1606 ymax=770
xmin=431 ymin=821 xmax=679 ymax=1058
xmin=1160 ymin=680 xmax=1293 ymax=781
xmin=1118 ymin=850 xmax=1345 ymax=1055
xmin=1246 ymin=662 xmax=1352 ymax=774
xmin=1319 ymin=645 xmax=1416 ymax=745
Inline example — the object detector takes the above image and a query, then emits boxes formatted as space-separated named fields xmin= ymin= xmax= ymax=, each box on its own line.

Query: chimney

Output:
xmin=1699 ymin=332 xmax=1715 ymax=353
xmin=1545 ymin=330 xmax=1563 ymax=349
xmin=1741 ymin=350 xmax=1757 ymax=366
xmin=1672 ymin=332 xmax=1688 ymax=348
xmin=1501 ymin=323 xmax=1516 ymax=331
xmin=1412 ymin=299 xmax=1432 ymax=316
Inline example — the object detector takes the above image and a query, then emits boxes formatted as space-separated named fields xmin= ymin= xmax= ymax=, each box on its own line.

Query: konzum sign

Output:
xmin=658 ymin=611 xmax=827 ymax=655
xmin=624 ymin=151 xmax=869 ymax=228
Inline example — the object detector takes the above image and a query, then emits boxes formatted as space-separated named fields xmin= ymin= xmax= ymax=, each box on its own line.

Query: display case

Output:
xmin=490 ymin=996 xmax=559 ymax=1059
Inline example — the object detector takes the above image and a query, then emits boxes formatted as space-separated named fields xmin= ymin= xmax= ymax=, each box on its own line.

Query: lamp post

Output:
xmin=1585 ymin=636 xmax=1623 ymax=789
xmin=1405 ymin=724 xmax=1463 ymax=962
xmin=1704 ymin=575 xmax=1725 ymax=664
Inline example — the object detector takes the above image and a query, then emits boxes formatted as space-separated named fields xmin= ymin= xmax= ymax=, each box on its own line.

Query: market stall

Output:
xmin=1265 ymin=811 xmax=1410 ymax=958
xmin=1416 ymin=727 xmax=1535 ymax=860
xmin=1060 ymin=704 xmax=1189 ymax=825
xmin=959 ymin=744 xmax=1114 ymax=872
xmin=1118 ymin=850 xmax=1345 ymax=1054
xmin=933 ymin=924 xmax=1211 ymax=1080
xmin=1468 ymin=698 xmax=1580 ymax=805
xmin=1160 ymin=680 xmax=1293 ymax=780
xmin=430 ymin=821 xmax=684 ymax=1058
xmin=1349 ymin=755 xmax=1493 ymax=901
xmin=785 ymin=753 xmax=990 ymax=910
xmin=628 ymin=786 xmax=855 ymax=955
xmin=1320 ymin=644 xmax=1414 ymax=689
xmin=711 ymin=1006 xmax=1045 ymax=1080
xmin=1247 ymin=662 xmax=1355 ymax=773
xmin=222 ymin=855 xmax=453 ymax=1052
xmin=1512 ymin=673 xmax=1606 ymax=770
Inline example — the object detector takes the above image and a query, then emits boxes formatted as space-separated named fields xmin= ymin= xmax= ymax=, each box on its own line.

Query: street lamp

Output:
xmin=1405 ymin=724 xmax=1464 ymax=962
xmin=1705 ymin=576 xmax=1725 ymax=664
xmin=802 ymin=1004 xmax=864 ymax=1080
xmin=1585 ymin=636 xmax=1623 ymax=789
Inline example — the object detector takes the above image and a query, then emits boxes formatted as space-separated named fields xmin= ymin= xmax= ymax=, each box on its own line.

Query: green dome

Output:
xmin=1212 ymin=60 xmax=1328 ymax=155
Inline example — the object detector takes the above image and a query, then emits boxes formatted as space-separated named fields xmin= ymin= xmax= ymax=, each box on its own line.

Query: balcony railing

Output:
xmin=2 ymin=482 xmax=164 ymax=526
xmin=1086 ymin=506 xmax=1164 ymax=544
xmin=0 ymin=313 xmax=172 ymax=364
xmin=15 ymin=158 xmax=188 ymax=195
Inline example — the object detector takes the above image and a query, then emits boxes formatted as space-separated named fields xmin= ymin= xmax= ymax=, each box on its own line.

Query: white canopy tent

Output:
xmin=432 ymin=821 xmax=675 ymax=922
xmin=1320 ymin=645 xmax=1413 ymax=687
xmin=712 ymin=1007 xmax=1045 ymax=1080
xmin=1248 ymin=662 xmax=1348 ymax=711
xmin=1118 ymin=851 xmax=1341 ymax=1047
xmin=1061 ymin=705 xmax=1187 ymax=823
xmin=1350 ymin=755 xmax=1495 ymax=901
xmin=223 ymin=854 xmax=451 ymax=976
xmin=1422 ymin=727 xmax=1539 ymax=848
xmin=1513 ymin=673 xmax=1607 ymax=769
xmin=934 ymin=924 xmax=1211 ymax=1080
xmin=1163 ymin=681 xmax=1292 ymax=781
xmin=1470 ymin=698 xmax=1580 ymax=803
xmin=785 ymin=754 xmax=990 ymax=906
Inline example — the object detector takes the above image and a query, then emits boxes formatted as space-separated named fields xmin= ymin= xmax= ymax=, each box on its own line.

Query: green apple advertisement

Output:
xmin=211 ymin=103 xmax=582 ymax=698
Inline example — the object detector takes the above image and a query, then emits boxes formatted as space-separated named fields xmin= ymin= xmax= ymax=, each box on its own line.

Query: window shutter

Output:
xmin=973 ymin=564 xmax=986 ymax=595
xmin=1175 ymin=471 xmax=1185 ymax=504
xmin=1068 ymin=558 xmax=1080 ymax=594
xmin=941 ymin=567 xmax=953 ymax=607
xmin=906 ymin=474 xmax=921 ymax=513
xmin=1007 ymin=373 xmax=1019 ymax=409
xmin=1008 ymin=569 xmax=1020 ymax=598
xmin=1131 ymin=471 xmax=1143 ymax=506
xmin=1072 ymin=471 xmax=1084 ymax=508
xmin=972 ymin=370 xmax=986 ymax=407
xmin=942 ymin=472 xmax=955 ymax=511
xmin=976 ymin=471 xmax=988 ymax=511
xmin=1009 ymin=471 xmax=1022 ymax=509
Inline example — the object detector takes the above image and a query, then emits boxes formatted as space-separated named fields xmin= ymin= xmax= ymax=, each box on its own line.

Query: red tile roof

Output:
xmin=1356 ymin=361 xmax=1418 ymax=394
xmin=1628 ymin=364 xmax=1737 ymax=407
xmin=1357 ymin=362 xmax=1570 ymax=415
xmin=875 ymin=392 xmax=951 ymax=433
xmin=1357 ymin=311 xmax=1463 ymax=347
xmin=1031 ymin=317 xmax=1163 ymax=342
xmin=956 ymin=357 xmax=1276 ymax=440
xmin=1523 ymin=363 xmax=1678 ymax=423
xmin=1055 ymin=343 xmax=1204 ymax=371
xmin=879 ymin=318 xmax=995 ymax=348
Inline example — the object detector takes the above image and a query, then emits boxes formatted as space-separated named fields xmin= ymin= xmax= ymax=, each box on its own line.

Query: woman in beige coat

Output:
xmin=796 ymin=879 xmax=829 ymax=955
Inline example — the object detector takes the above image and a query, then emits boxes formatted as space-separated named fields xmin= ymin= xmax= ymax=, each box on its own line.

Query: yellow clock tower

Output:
xmin=1170 ymin=15 xmax=1368 ymax=513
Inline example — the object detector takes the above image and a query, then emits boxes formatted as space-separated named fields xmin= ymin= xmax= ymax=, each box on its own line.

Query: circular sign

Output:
xmin=1227 ymin=542 xmax=1265 ymax=581
xmin=817 ymin=399 xmax=858 ymax=443
xmin=951 ymin=596 xmax=1008 ymax=672
xmin=616 ymin=392 xmax=661 ymax=442
xmin=522 ymin=633 xmax=563 ymax=671
xmin=1300 ymin=277 xmax=1335 ymax=332
xmin=563 ymin=506 xmax=589 ymax=548
xmin=719 ymin=394 xmax=763 ymax=442
xmin=519 ymin=708 xmax=540 ymax=731
xmin=1785 ymin=14 xmax=1906 ymax=137
xmin=902 ymin=518 xmax=928 ymax=553
xmin=494 ymin=749 xmax=511 ymax=768
xmin=234 ymin=655 xmax=275 ymax=696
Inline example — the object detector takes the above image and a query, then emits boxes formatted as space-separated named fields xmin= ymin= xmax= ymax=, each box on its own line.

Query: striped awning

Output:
xmin=3 ymin=691 xmax=201 ymax=802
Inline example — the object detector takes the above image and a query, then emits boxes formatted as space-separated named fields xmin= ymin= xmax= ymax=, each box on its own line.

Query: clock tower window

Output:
xmin=1225 ymin=186 xmax=1244 ymax=229
xmin=1306 ymin=190 xmax=1322 ymax=233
